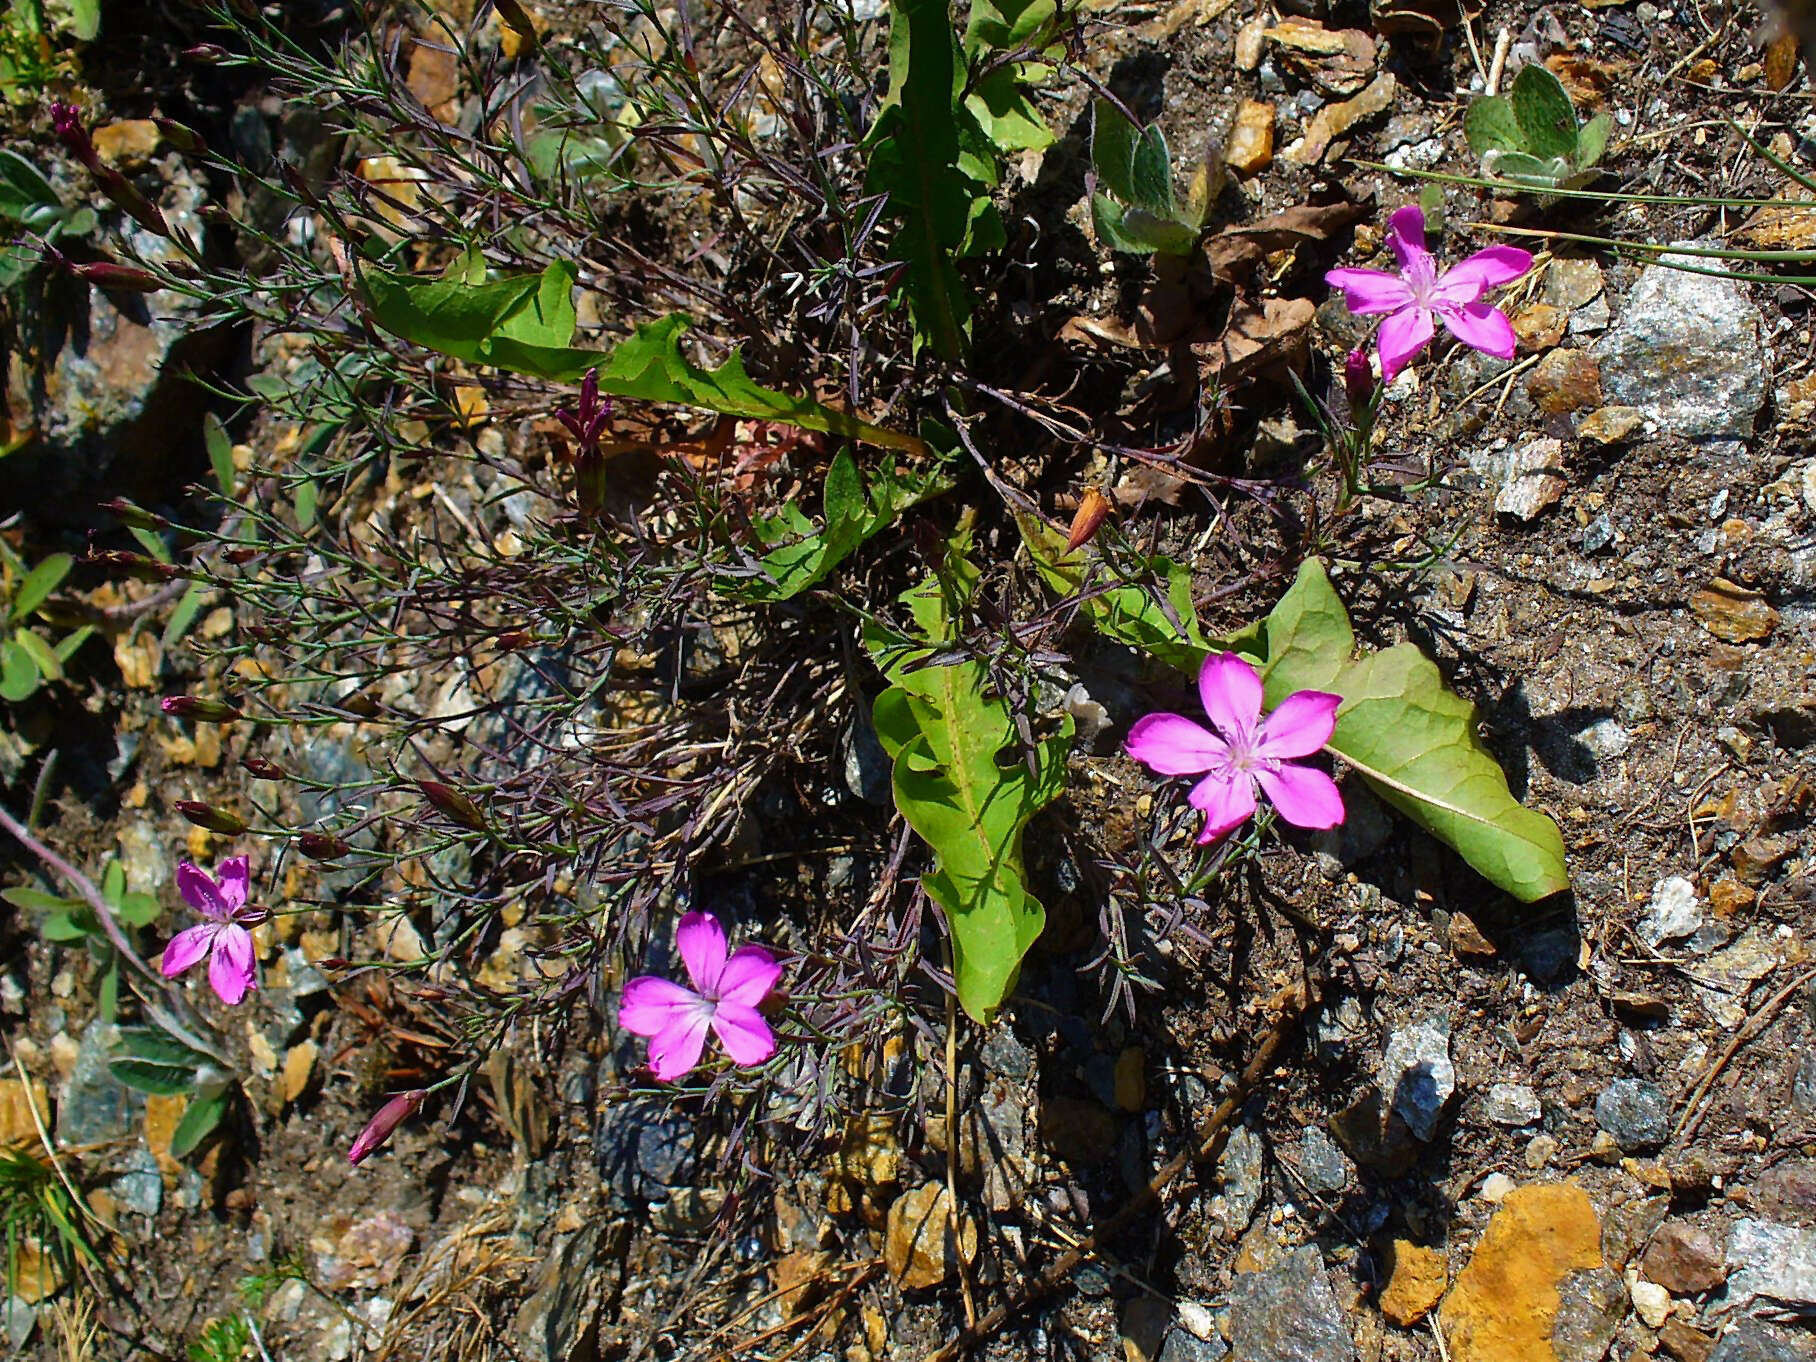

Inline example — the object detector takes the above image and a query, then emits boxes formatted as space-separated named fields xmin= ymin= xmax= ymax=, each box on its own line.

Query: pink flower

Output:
xmin=1126 ymin=653 xmax=1346 ymax=845
xmin=348 ymin=1090 xmax=426 ymax=1165
xmin=160 ymin=857 xmax=262 ymax=1005
xmin=1325 ymin=205 xmax=1533 ymax=382
xmin=618 ymin=912 xmax=782 ymax=1082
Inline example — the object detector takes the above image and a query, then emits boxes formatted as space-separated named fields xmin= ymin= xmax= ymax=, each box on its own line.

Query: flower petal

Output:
xmin=214 ymin=856 xmax=251 ymax=913
xmin=1256 ymin=690 xmax=1342 ymax=759
xmin=676 ymin=911 xmax=729 ymax=996
xmin=1197 ymin=653 xmax=1263 ymax=746
xmin=1376 ymin=304 xmax=1434 ymax=381
xmin=1188 ymin=770 xmax=1257 ymax=845
xmin=1255 ymin=762 xmax=1346 ymax=830
xmin=1436 ymin=300 xmax=1518 ymax=360
xmin=208 ymin=924 xmax=257 ymax=1005
xmin=1386 ymin=204 xmax=1432 ymax=275
xmin=176 ymin=862 xmax=228 ymax=919
xmin=1429 ymin=245 xmax=1533 ymax=306
xmin=1125 ymin=713 xmax=1229 ymax=776
xmin=619 ymin=975 xmax=705 ymax=1036
xmin=646 ymin=1009 xmax=712 ymax=1082
xmin=711 ymin=1002 xmax=777 ymax=1068
xmin=1324 ymin=267 xmax=1414 ymax=317
xmin=717 ymin=946 xmax=782 ymax=1008
xmin=160 ymin=923 xmax=215 ymax=978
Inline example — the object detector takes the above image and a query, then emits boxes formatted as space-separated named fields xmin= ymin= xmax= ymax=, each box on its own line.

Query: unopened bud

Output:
xmin=1065 ymin=488 xmax=1113 ymax=552
xmin=87 ymin=550 xmax=181 ymax=581
xmin=347 ymin=1089 xmax=426 ymax=1165
xmin=48 ymin=100 xmax=99 ymax=171
xmin=161 ymin=695 xmax=241 ymax=722
xmin=492 ymin=0 xmax=536 ymax=41
xmin=103 ymin=496 xmax=168 ymax=530
xmin=297 ymin=832 xmax=351 ymax=861
xmin=1344 ymin=349 xmax=1375 ymax=409
xmin=152 ymin=117 xmax=207 ymax=156
xmin=95 ymin=166 xmax=170 ymax=238
xmin=174 ymin=800 xmax=247 ymax=835
xmin=182 ymin=43 xmax=230 ymax=62
xmin=495 ymin=630 xmax=530 ymax=651
xmin=417 ymin=780 xmax=487 ymax=832
xmin=62 ymin=258 xmax=164 ymax=293
xmin=241 ymin=755 xmax=286 ymax=780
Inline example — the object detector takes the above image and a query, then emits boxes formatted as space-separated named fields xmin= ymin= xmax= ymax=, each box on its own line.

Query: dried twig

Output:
xmin=1673 ymin=965 xmax=1816 ymax=1145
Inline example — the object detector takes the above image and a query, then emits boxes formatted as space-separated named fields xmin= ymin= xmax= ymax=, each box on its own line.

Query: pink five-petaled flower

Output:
xmin=1325 ymin=205 xmax=1533 ymax=382
xmin=618 ymin=912 xmax=781 ymax=1082
xmin=1126 ymin=653 xmax=1347 ymax=845
xmin=160 ymin=856 xmax=263 ymax=1005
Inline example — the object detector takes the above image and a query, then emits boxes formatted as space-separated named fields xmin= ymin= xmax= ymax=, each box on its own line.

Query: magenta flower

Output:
xmin=1126 ymin=653 xmax=1346 ymax=845
xmin=618 ymin=911 xmax=781 ymax=1081
xmin=160 ymin=856 xmax=263 ymax=1005
xmin=1325 ymin=205 xmax=1532 ymax=382
xmin=348 ymin=1089 xmax=426 ymax=1165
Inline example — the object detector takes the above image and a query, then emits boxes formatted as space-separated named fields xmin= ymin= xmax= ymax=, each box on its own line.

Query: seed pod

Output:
xmin=417 ymin=780 xmax=487 ymax=832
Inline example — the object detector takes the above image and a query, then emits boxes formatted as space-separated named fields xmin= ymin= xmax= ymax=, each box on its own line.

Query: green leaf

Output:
xmin=863 ymin=533 xmax=1070 ymax=1022
xmin=114 ymin=891 xmax=160 ymax=929
xmin=1091 ymin=100 xmax=1174 ymax=218
xmin=204 ymin=413 xmax=236 ymax=497
xmin=160 ymin=583 xmax=206 ymax=652
xmin=113 ymin=1026 xmax=210 ymax=1069
xmin=12 ymin=628 xmax=61 ymax=684
xmin=294 ymin=478 xmax=319 ymax=533
xmin=1246 ymin=559 xmax=1569 ymax=902
xmin=740 ymin=449 xmax=954 ymax=601
xmin=1508 ymin=63 xmax=1578 ymax=162
xmin=965 ymin=65 xmax=1053 ymax=153
xmin=1484 ymin=150 xmax=1574 ymax=189
xmin=1 ymin=887 xmax=78 ymax=913
xmin=0 ymin=637 xmax=40 ymax=701
xmin=109 ymin=1059 xmax=196 ymax=1096
xmin=1462 ymin=94 xmax=1523 ymax=157
xmin=963 ymin=0 xmax=1055 ymax=52
xmin=358 ymin=269 xmax=921 ymax=452
xmin=863 ymin=0 xmax=991 ymax=359
xmin=0 ymin=148 xmax=60 ymax=221
xmin=40 ymin=909 xmax=97 ymax=943
xmin=10 ymin=552 xmax=70 ymax=622
xmin=168 ymin=1090 xmax=229 ymax=1159
xmin=1575 ymin=112 xmax=1612 ymax=169
xmin=47 ymin=0 xmax=100 ymax=40
xmin=1120 ymin=208 xmax=1200 ymax=256
xmin=101 ymin=859 xmax=124 ymax=905
xmin=1016 ymin=512 xmax=1212 ymax=676
xmin=129 ymin=525 xmax=171 ymax=564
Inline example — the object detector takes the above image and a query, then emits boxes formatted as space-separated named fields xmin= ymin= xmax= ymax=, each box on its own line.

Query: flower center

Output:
xmin=1404 ymin=252 xmax=1439 ymax=308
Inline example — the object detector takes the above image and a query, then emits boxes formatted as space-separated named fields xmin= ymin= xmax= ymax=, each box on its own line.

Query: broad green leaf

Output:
xmin=965 ymin=65 xmax=1053 ymax=153
xmin=113 ymin=1026 xmax=210 ymax=1069
xmin=114 ymin=891 xmax=160 ymax=929
xmin=1462 ymin=94 xmax=1523 ymax=158
xmin=12 ymin=628 xmax=61 ymax=684
xmin=1509 ymin=63 xmax=1578 ymax=162
xmin=1484 ymin=150 xmax=1575 ymax=189
xmin=203 ymin=413 xmax=236 ymax=496
xmin=0 ymin=148 xmax=59 ymax=220
xmin=47 ymin=0 xmax=100 ymax=40
xmin=1576 ymin=112 xmax=1612 ymax=169
xmin=101 ymin=860 xmax=124 ymax=905
xmin=130 ymin=525 xmax=171 ymax=563
xmin=0 ymin=637 xmax=40 ymax=701
xmin=169 ymin=1090 xmax=229 ymax=1159
xmin=864 ymin=534 xmax=1070 ymax=1022
xmin=10 ymin=552 xmax=70 ymax=622
xmin=963 ymin=0 xmax=1055 ymax=52
xmin=863 ymin=0 xmax=991 ymax=358
xmin=1 ymin=887 xmax=77 ymax=913
xmin=741 ymin=449 xmax=953 ymax=602
xmin=358 ymin=269 xmax=921 ymax=451
xmin=1016 ymin=512 xmax=1211 ymax=676
xmin=1247 ymin=559 xmax=1568 ymax=902
xmin=1091 ymin=100 xmax=1174 ymax=218
xmin=41 ymin=909 xmax=95 ymax=942
xmin=1120 ymin=208 xmax=1200 ymax=256
xmin=109 ymin=1059 xmax=196 ymax=1096
xmin=295 ymin=479 xmax=319 ymax=533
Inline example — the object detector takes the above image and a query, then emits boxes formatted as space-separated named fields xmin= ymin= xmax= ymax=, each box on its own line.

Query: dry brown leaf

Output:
xmin=1190 ymin=296 xmax=1315 ymax=385
xmin=1285 ymin=74 xmax=1395 ymax=165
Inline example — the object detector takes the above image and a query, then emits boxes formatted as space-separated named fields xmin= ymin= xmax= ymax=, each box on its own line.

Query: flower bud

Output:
xmin=174 ymin=800 xmax=248 ymax=835
xmin=417 ymin=781 xmax=487 ymax=832
xmin=1343 ymin=349 xmax=1375 ymax=410
xmin=182 ymin=43 xmax=230 ymax=62
xmin=161 ymin=695 xmax=241 ymax=722
xmin=152 ymin=117 xmax=207 ymax=156
xmin=87 ymin=550 xmax=181 ymax=581
xmin=347 ymin=1090 xmax=426 ymax=1165
xmin=48 ymin=100 xmax=100 ymax=171
xmin=94 ymin=166 xmax=170 ymax=238
xmin=62 ymin=258 xmax=165 ymax=293
xmin=297 ymin=832 xmax=351 ymax=861
xmin=103 ymin=497 xmax=169 ymax=530
xmin=1065 ymin=488 xmax=1113 ymax=552
xmin=241 ymin=756 xmax=286 ymax=780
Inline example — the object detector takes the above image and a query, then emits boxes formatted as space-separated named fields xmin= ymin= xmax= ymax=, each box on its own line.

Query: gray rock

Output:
xmin=1594 ymin=1079 xmax=1670 ymax=1151
xmin=1552 ymin=1266 xmax=1626 ymax=1362
xmin=596 ymin=1098 xmax=694 ymax=1200
xmin=842 ymin=717 xmax=893 ymax=805
xmin=514 ymin=1222 xmax=630 ymax=1362
xmin=57 ymin=1022 xmax=140 ymax=1146
xmin=1520 ymin=929 xmax=1578 ymax=985
xmin=1484 ymin=1082 xmax=1543 ymax=1128
xmin=1228 ymin=1245 xmax=1354 ymax=1362
xmin=1639 ymin=875 xmax=1703 ymax=948
xmin=112 ymin=1146 xmax=163 ymax=1217
xmin=1297 ymin=1125 xmax=1351 ymax=1194
xmin=1708 ymin=1321 xmax=1816 ymax=1362
xmin=2 ymin=1296 xmax=35 ymax=1353
xmin=114 ymin=820 xmax=171 ymax=896
xmin=1721 ymin=1219 xmax=1816 ymax=1314
xmin=1211 ymin=1125 xmax=1265 ymax=1236
xmin=1577 ymin=717 xmax=1630 ymax=760
xmin=982 ymin=1026 xmax=1034 ymax=1080
xmin=1595 ymin=244 xmax=1767 ymax=440
xmin=1159 ymin=1327 xmax=1230 ymax=1362
xmin=1380 ymin=1015 xmax=1455 ymax=1142
xmin=1794 ymin=1051 xmax=1816 ymax=1118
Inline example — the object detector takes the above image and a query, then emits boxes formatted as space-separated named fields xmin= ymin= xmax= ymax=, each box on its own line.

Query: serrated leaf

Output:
xmin=1247 ymin=559 xmax=1568 ymax=902
xmin=0 ymin=638 xmax=40 ymax=701
xmin=741 ymin=449 xmax=953 ymax=602
xmin=11 ymin=553 xmax=70 ymax=622
xmin=358 ymin=269 xmax=920 ymax=451
xmin=863 ymin=535 xmax=1069 ymax=1022
xmin=1463 ymin=94 xmax=1523 ymax=157
xmin=1016 ymin=512 xmax=1212 ymax=676
xmin=1509 ymin=63 xmax=1578 ymax=162
xmin=204 ymin=414 xmax=236 ymax=497
xmin=169 ymin=1090 xmax=229 ymax=1159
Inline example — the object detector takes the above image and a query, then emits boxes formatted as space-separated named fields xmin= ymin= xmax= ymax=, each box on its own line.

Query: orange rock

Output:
xmin=1439 ymin=1182 xmax=1603 ymax=1362
xmin=1380 ymin=1239 xmax=1447 ymax=1326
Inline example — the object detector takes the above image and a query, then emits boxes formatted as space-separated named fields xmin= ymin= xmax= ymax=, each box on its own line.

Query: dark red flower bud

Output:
xmin=94 ymin=166 xmax=170 ymax=238
xmin=417 ymin=780 xmax=487 ymax=832
xmin=61 ymin=258 xmax=165 ymax=293
xmin=152 ymin=118 xmax=207 ymax=156
xmin=48 ymin=100 xmax=99 ymax=171
xmin=495 ymin=630 xmax=530 ymax=651
xmin=103 ymin=497 xmax=168 ymax=530
xmin=348 ymin=1090 xmax=426 ymax=1165
xmin=87 ymin=550 xmax=181 ymax=581
xmin=297 ymin=832 xmax=351 ymax=861
xmin=174 ymin=800 xmax=247 ymax=834
xmin=182 ymin=43 xmax=230 ymax=62
xmin=241 ymin=756 xmax=286 ymax=780
xmin=161 ymin=695 xmax=241 ymax=722
xmin=1344 ymin=349 xmax=1375 ymax=409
